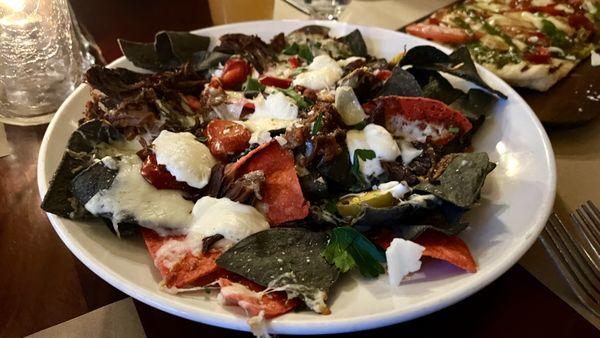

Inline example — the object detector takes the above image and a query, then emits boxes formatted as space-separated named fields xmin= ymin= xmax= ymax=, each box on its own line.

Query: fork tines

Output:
xmin=571 ymin=201 xmax=600 ymax=262
xmin=540 ymin=209 xmax=600 ymax=317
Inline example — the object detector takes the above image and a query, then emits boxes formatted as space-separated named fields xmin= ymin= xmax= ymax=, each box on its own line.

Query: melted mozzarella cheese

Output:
xmin=152 ymin=130 xmax=217 ymax=189
xmin=346 ymin=124 xmax=401 ymax=177
xmin=373 ymin=181 xmax=410 ymax=199
xmin=292 ymin=55 xmax=343 ymax=90
xmin=84 ymin=155 xmax=194 ymax=235
xmin=388 ymin=115 xmax=450 ymax=143
xmin=386 ymin=238 xmax=424 ymax=286
xmin=398 ymin=140 xmax=423 ymax=165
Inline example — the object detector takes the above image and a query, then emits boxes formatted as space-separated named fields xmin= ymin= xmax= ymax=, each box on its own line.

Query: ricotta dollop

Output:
xmin=346 ymin=124 xmax=401 ymax=177
xmin=292 ymin=54 xmax=343 ymax=90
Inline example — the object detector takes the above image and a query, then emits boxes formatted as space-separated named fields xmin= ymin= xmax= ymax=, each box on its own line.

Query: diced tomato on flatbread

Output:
xmin=368 ymin=96 xmax=473 ymax=145
xmin=414 ymin=230 xmax=477 ymax=273
xmin=217 ymin=278 xmax=301 ymax=318
xmin=205 ymin=119 xmax=251 ymax=159
xmin=226 ymin=141 xmax=310 ymax=225
xmin=406 ymin=23 xmax=474 ymax=44
xmin=141 ymin=229 xmax=227 ymax=288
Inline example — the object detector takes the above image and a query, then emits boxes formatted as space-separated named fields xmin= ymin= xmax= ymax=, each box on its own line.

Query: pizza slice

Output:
xmin=406 ymin=0 xmax=600 ymax=91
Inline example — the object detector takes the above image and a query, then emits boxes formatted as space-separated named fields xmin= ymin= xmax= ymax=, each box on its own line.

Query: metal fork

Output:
xmin=539 ymin=201 xmax=600 ymax=317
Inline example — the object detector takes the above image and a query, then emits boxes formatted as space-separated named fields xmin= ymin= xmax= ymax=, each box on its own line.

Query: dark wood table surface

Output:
xmin=0 ymin=1 xmax=598 ymax=337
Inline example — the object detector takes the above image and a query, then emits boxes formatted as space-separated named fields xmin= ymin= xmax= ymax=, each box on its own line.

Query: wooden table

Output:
xmin=0 ymin=1 xmax=598 ymax=337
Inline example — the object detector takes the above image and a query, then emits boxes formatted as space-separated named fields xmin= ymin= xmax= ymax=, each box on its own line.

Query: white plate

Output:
xmin=38 ymin=20 xmax=556 ymax=335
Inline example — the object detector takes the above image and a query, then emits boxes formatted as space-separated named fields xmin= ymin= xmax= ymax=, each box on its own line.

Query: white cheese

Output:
xmin=386 ymin=238 xmax=425 ymax=286
xmin=388 ymin=115 xmax=450 ymax=143
xmin=152 ymin=130 xmax=217 ymax=189
xmin=244 ymin=118 xmax=297 ymax=145
xmin=592 ymin=50 xmax=600 ymax=67
xmin=554 ymin=4 xmax=574 ymax=13
xmin=292 ymin=55 xmax=343 ymax=90
xmin=346 ymin=124 xmax=401 ymax=178
xmin=373 ymin=181 xmax=410 ymax=199
xmin=531 ymin=0 xmax=552 ymax=6
xmin=84 ymin=155 xmax=194 ymax=235
xmin=398 ymin=140 xmax=423 ymax=165
xmin=335 ymin=86 xmax=367 ymax=126
xmin=250 ymin=92 xmax=298 ymax=121
xmin=337 ymin=56 xmax=365 ymax=67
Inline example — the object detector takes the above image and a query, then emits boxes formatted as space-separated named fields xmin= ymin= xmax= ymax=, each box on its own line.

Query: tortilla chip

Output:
xmin=227 ymin=141 xmax=309 ymax=225
xmin=414 ymin=230 xmax=477 ymax=273
xmin=141 ymin=229 xmax=225 ymax=288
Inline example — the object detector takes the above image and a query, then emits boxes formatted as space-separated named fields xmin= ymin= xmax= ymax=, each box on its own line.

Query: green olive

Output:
xmin=336 ymin=190 xmax=396 ymax=217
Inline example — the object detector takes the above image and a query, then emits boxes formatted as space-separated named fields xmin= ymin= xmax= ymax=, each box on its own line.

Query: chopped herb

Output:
xmin=292 ymin=66 xmax=307 ymax=75
xmin=242 ymin=76 xmax=265 ymax=93
xmin=311 ymin=112 xmax=323 ymax=135
xmin=322 ymin=227 xmax=386 ymax=278
xmin=283 ymin=43 xmax=314 ymax=63
xmin=467 ymin=42 xmax=521 ymax=68
xmin=482 ymin=22 xmax=516 ymax=48
xmin=196 ymin=135 xmax=208 ymax=142
xmin=298 ymin=44 xmax=314 ymax=63
xmin=279 ymin=87 xmax=313 ymax=110
xmin=593 ymin=3 xmax=600 ymax=23
xmin=324 ymin=200 xmax=338 ymax=214
xmin=452 ymin=17 xmax=471 ymax=30
xmin=350 ymin=149 xmax=376 ymax=187
xmin=541 ymin=19 xmax=571 ymax=49
xmin=448 ymin=126 xmax=460 ymax=134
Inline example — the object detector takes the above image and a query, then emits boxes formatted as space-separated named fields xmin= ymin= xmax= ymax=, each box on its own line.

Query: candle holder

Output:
xmin=0 ymin=0 xmax=95 ymax=126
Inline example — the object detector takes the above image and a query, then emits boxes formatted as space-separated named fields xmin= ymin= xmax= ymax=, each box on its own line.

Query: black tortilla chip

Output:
xmin=415 ymin=152 xmax=496 ymax=208
xmin=408 ymin=68 xmax=463 ymax=104
xmin=400 ymin=46 xmax=507 ymax=99
xmin=377 ymin=66 xmax=423 ymax=97
xmin=216 ymin=228 xmax=339 ymax=306
xmin=290 ymin=25 xmax=330 ymax=36
xmin=449 ymin=88 xmax=497 ymax=123
xmin=337 ymin=29 xmax=368 ymax=57
xmin=41 ymin=120 xmax=122 ymax=219
xmin=71 ymin=160 xmax=117 ymax=205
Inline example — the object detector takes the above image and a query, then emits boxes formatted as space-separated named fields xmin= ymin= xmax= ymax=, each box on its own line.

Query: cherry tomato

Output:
xmin=259 ymin=76 xmax=293 ymax=89
xmin=288 ymin=56 xmax=300 ymax=69
xmin=205 ymin=119 xmax=251 ymax=159
xmin=524 ymin=46 xmax=551 ymax=64
xmin=406 ymin=23 xmax=473 ymax=44
xmin=220 ymin=58 xmax=251 ymax=90
xmin=375 ymin=69 xmax=393 ymax=82
xmin=140 ymin=153 xmax=189 ymax=190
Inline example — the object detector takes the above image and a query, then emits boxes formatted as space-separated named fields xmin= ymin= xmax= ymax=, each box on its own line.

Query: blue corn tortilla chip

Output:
xmin=377 ymin=66 xmax=424 ymax=97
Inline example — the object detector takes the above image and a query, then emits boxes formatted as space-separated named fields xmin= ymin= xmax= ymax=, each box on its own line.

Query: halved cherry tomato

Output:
xmin=259 ymin=76 xmax=293 ymax=89
xmin=205 ymin=119 xmax=251 ymax=159
xmin=375 ymin=69 xmax=393 ymax=82
xmin=524 ymin=46 xmax=551 ymax=64
xmin=406 ymin=23 xmax=473 ymax=44
xmin=140 ymin=153 xmax=189 ymax=190
xmin=288 ymin=55 xmax=300 ymax=69
xmin=220 ymin=58 xmax=251 ymax=90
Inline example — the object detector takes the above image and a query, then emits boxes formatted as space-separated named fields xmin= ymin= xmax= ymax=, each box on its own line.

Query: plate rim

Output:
xmin=37 ymin=19 xmax=557 ymax=334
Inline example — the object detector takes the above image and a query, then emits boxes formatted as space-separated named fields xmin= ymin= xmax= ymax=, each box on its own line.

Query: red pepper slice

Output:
xmin=288 ymin=55 xmax=300 ymax=69
xmin=140 ymin=153 xmax=189 ymax=190
xmin=376 ymin=69 xmax=393 ymax=82
xmin=259 ymin=76 xmax=293 ymax=89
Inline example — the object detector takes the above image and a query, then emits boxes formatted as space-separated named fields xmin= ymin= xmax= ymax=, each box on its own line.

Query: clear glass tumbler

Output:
xmin=0 ymin=0 xmax=93 ymax=125
xmin=303 ymin=0 xmax=351 ymax=20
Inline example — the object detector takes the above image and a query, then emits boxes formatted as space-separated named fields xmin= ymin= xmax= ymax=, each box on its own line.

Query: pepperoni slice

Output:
xmin=406 ymin=23 xmax=474 ymax=44
xmin=205 ymin=119 xmax=251 ymax=159
xmin=140 ymin=153 xmax=190 ymax=190
xmin=226 ymin=141 xmax=310 ymax=225
xmin=414 ymin=230 xmax=477 ymax=273
xmin=217 ymin=278 xmax=301 ymax=318
xmin=221 ymin=58 xmax=252 ymax=90
xmin=141 ymin=229 xmax=228 ymax=288
xmin=368 ymin=96 xmax=473 ymax=145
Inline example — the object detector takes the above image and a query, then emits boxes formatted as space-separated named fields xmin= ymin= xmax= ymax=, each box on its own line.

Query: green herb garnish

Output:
xmin=283 ymin=43 xmax=314 ymax=62
xmin=541 ymin=19 xmax=571 ymax=49
xmin=311 ymin=112 xmax=323 ymax=135
xmin=283 ymin=43 xmax=299 ymax=55
xmin=452 ymin=17 xmax=471 ymax=30
xmin=448 ymin=126 xmax=460 ymax=134
xmin=322 ymin=227 xmax=386 ymax=278
xmin=242 ymin=76 xmax=265 ymax=93
xmin=350 ymin=149 xmax=376 ymax=187
xmin=196 ymin=135 xmax=208 ymax=142
xmin=279 ymin=87 xmax=313 ymax=110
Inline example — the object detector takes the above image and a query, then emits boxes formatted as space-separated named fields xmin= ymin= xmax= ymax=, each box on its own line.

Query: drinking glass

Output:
xmin=208 ymin=0 xmax=275 ymax=25
xmin=0 ymin=0 xmax=94 ymax=126
xmin=303 ymin=0 xmax=351 ymax=20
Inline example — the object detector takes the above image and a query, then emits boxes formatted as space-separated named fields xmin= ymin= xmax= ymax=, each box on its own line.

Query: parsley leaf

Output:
xmin=196 ymin=135 xmax=208 ymax=142
xmin=279 ymin=87 xmax=313 ymax=110
xmin=541 ymin=19 xmax=571 ymax=49
xmin=283 ymin=43 xmax=313 ymax=63
xmin=351 ymin=149 xmax=376 ymax=177
xmin=322 ymin=227 xmax=386 ymax=278
xmin=283 ymin=43 xmax=299 ymax=55
xmin=311 ymin=112 xmax=323 ymax=135
xmin=242 ymin=76 xmax=265 ymax=93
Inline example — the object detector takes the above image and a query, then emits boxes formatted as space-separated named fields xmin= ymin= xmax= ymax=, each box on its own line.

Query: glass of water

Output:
xmin=303 ymin=0 xmax=351 ymax=20
xmin=0 ymin=0 xmax=94 ymax=126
